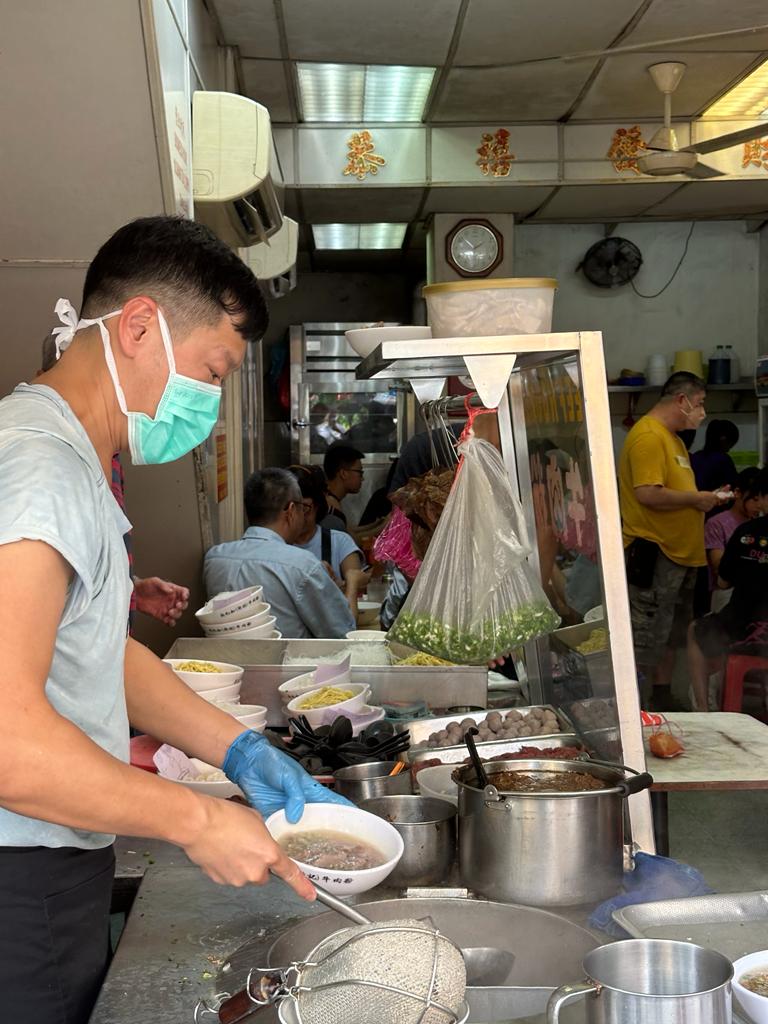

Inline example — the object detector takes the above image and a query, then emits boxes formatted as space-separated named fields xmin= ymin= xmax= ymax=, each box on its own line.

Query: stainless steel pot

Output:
xmin=547 ymin=939 xmax=732 ymax=1024
xmin=454 ymin=758 xmax=652 ymax=906
xmin=333 ymin=761 xmax=412 ymax=803
xmin=359 ymin=795 xmax=456 ymax=887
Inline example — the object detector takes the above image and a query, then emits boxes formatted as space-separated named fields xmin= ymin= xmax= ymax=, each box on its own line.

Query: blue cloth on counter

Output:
xmin=204 ymin=526 xmax=356 ymax=640
xmin=589 ymin=852 xmax=713 ymax=937
xmin=0 ymin=385 xmax=132 ymax=850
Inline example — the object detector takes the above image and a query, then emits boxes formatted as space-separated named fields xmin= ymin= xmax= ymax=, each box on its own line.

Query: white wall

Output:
xmin=514 ymin=221 xmax=760 ymax=380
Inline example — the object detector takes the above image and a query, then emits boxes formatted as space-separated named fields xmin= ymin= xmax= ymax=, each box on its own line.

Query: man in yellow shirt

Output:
xmin=619 ymin=372 xmax=728 ymax=701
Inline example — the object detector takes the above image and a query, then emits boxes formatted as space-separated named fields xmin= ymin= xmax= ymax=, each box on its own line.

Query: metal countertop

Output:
xmin=99 ymin=838 xmax=597 ymax=1024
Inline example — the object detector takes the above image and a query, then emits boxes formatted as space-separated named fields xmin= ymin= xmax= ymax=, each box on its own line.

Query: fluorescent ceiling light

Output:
xmin=297 ymin=63 xmax=435 ymax=122
xmin=312 ymin=223 xmax=408 ymax=250
xmin=705 ymin=58 xmax=768 ymax=118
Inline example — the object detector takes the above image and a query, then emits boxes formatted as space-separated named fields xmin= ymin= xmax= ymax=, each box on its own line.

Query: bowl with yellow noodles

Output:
xmin=286 ymin=683 xmax=371 ymax=728
xmin=163 ymin=658 xmax=244 ymax=692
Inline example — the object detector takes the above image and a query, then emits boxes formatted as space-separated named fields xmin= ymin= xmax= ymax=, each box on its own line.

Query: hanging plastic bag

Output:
xmin=388 ymin=428 xmax=559 ymax=664
xmin=373 ymin=506 xmax=422 ymax=581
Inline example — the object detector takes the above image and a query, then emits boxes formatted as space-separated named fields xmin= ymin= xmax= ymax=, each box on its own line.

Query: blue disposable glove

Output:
xmin=223 ymin=729 xmax=353 ymax=823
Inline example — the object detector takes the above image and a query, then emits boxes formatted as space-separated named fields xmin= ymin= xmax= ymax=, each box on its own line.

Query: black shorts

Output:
xmin=0 ymin=843 xmax=114 ymax=1024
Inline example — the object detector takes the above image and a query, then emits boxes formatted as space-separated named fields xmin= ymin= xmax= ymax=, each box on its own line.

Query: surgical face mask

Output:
xmin=52 ymin=298 xmax=221 ymax=465
xmin=682 ymin=397 xmax=705 ymax=427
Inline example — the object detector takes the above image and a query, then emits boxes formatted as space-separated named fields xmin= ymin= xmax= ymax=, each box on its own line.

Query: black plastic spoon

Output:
xmin=464 ymin=727 xmax=489 ymax=789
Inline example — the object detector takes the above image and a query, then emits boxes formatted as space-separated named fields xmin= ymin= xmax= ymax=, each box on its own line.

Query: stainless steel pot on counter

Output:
xmin=547 ymin=939 xmax=733 ymax=1024
xmin=454 ymin=758 xmax=653 ymax=906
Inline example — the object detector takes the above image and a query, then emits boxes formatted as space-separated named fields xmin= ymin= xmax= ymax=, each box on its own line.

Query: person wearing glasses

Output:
xmin=321 ymin=443 xmax=365 ymax=529
xmin=203 ymin=468 xmax=356 ymax=640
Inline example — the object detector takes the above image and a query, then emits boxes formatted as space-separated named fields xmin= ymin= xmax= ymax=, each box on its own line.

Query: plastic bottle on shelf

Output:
xmin=726 ymin=345 xmax=740 ymax=383
xmin=708 ymin=345 xmax=731 ymax=385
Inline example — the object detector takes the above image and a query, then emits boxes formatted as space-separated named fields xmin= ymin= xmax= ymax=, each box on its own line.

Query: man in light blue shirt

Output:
xmin=204 ymin=469 xmax=357 ymax=639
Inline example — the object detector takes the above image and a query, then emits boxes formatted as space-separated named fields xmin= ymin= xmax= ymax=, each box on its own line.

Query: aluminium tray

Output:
xmin=405 ymin=705 xmax=578 ymax=764
xmin=613 ymin=890 xmax=768 ymax=962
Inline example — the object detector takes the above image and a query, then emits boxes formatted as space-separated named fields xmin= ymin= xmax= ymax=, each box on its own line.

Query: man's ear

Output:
xmin=114 ymin=296 xmax=158 ymax=360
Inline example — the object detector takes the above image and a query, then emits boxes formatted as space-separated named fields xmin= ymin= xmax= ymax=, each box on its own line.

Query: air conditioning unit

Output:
xmin=192 ymin=91 xmax=283 ymax=248
xmin=241 ymin=217 xmax=298 ymax=279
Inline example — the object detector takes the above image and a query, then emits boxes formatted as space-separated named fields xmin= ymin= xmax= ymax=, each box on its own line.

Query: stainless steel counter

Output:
xmin=100 ymin=838 xmax=599 ymax=1024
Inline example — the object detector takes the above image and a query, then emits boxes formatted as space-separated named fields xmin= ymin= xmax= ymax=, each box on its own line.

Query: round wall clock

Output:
xmin=445 ymin=219 xmax=504 ymax=277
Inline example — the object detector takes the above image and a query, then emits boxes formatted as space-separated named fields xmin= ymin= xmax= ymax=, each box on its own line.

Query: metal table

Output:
xmin=647 ymin=712 xmax=768 ymax=856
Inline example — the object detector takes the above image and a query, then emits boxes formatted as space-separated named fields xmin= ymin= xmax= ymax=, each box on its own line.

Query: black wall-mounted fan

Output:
xmin=578 ymin=237 xmax=643 ymax=289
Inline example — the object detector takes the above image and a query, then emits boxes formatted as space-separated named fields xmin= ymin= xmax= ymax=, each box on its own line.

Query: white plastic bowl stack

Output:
xmin=196 ymin=588 xmax=281 ymax=639
xmin=163 ymin=659 xmax=244 ymax=705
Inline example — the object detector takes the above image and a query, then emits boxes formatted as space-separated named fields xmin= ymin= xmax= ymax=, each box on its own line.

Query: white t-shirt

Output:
xmin=0 ymin=384 xmax=132 ymax=849
xmin=297 ymin=526 xmax=363 ymax=579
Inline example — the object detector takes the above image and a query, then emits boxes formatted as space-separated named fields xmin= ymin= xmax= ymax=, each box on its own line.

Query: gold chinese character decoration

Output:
xmin=607 ymin=126 xmax=648 ymax=174
xmin=476 ymin=128 xmax=515 ymax=177
xmin=343 ymin=130 xmax=386 ymax=181
xmin=743 ymin=138 xmax=768 ymax=170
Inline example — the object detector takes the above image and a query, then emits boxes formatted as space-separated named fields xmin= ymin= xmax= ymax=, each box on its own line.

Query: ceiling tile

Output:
xmin=624 ymin=0 xmax=768 ymax=51
xmin=530 ymin=183 xmax=683 ymax=219
xmin=282 ymin=0 xmax=460 ymax=64
xmin=642 ymin=179 xmax=768 ymax=217
xmin=209 ymin=0 xmax=282 ymax=59
xmin=422 ymin=184 xmax=556 ymax=215
xmin=573 ymin=50 xmax=764 ymax=119
xmin=433 ymin=63 xmax=597 ymax=121
xmin=455 ymin=0 xmax=644 ymax=65
xmin=296 ymin=186 xmax=426 ymax=222
xmin=241 ymin=59 xmax=294 ymax=122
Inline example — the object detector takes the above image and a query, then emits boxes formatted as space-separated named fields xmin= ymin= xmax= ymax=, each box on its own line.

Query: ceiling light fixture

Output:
xmin=297 ymin=63 xmax=435 ymax=122
xmin=312 ymin=223 xmax=408 ymax=250
xmin=704 ymin=58 xmax=768 ymax=119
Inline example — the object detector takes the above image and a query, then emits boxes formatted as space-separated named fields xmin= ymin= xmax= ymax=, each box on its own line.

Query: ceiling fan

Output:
xmin=636 ymin=62 xmax=768 ymax=179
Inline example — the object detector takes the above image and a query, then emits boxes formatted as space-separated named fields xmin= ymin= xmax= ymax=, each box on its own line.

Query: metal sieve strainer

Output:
xmin=195 ymin=917 xmax=467 ymax=1024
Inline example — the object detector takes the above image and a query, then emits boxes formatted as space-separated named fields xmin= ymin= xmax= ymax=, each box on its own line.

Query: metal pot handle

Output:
xmin=546 ymin=980 xmax=598 ymax=1024
xmin=585 ymin=759 xmax=654 ymax=797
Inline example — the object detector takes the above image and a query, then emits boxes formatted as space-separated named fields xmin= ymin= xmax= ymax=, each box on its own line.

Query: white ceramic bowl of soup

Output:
xmin=266 ymin=803 xmax=403 ymax=895
xmin=164 ymin=659 xmax=244 ymax=692
xmin=202 ymin=603 xmax=272 ymax=636
xmin=733 ymin=951 xmax=768 ymax=1023
xmin=195 ymin=587 xmax=264 ymax=625
xmin=197 ymin=683 xmax=242 ymax=703
xmin=161 ymin=758 xmax=242 ymax=799
xmin=286 ymin=684 xmax=370 ymax=727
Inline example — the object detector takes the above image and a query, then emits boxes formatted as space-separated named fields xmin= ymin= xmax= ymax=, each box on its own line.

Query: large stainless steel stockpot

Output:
xmin=454 ymin=758 xmax=652 ymax=906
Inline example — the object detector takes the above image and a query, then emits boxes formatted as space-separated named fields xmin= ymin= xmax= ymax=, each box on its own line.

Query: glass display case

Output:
xmin=356 ymin=330 xmax=654 ymax=850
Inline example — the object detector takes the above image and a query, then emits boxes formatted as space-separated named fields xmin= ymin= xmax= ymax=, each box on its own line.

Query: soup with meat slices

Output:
xmin=279 ymin=830 xmax=385 ymax=871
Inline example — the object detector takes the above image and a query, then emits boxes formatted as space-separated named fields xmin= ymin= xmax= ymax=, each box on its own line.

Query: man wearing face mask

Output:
xmin=0 ymin=217 xmax=348 ymax=1024
xmin=618 ymin=372 xmax=730 ymax=703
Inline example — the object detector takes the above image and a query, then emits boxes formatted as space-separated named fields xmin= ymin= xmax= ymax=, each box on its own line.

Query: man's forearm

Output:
xmin=124 ymin=637 xmax=244 ymax=766
xmin=635 ymin=485 xmax=700 ymax=510
xmin=0 ymin=698 xmax=209 ymax=846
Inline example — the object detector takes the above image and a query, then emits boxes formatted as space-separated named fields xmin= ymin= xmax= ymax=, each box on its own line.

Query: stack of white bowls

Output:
xmin=195 ymin=587 xmax=282 ymax=639
xmin=164 ymin=659 xmax=245 ymax=704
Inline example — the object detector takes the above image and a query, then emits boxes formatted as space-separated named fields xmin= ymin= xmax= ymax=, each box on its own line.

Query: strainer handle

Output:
xmin=218 ymin=971 xmax=283 ymax=1024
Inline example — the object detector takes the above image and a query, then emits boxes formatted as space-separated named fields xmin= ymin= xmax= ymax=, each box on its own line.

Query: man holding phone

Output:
xmin=618 ymin=372 xmax=729 ymax=702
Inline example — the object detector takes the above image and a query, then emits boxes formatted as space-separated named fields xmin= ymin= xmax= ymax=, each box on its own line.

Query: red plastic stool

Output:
xmin=721 ymin=654 xmax=768 ymax=712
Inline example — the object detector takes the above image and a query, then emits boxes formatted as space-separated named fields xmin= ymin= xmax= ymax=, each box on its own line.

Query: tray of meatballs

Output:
xmin=405 ymin=705 xmax=581 ymax=765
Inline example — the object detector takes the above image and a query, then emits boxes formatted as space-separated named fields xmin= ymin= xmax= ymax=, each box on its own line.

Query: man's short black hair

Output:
xmin=703 ymin=418 xmax=740 ymax=452
xmin=324 ymin=443 xmax=364 ymax=481
xmin=244 ymin=468 xmax=301 ymax=526
xmin=288 ymin=465 xmax=329 ymax=520
xmin=81 ymin=216 xmax=268 ymax=344
xmin=661 ymin=371 xmax=706 ymax=399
